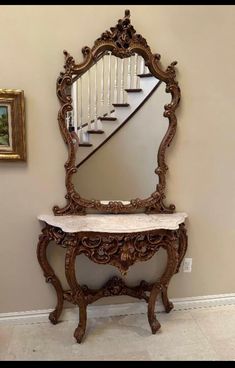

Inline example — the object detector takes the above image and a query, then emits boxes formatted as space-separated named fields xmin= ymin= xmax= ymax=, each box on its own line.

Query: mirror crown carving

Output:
xmin=54 ymin=9 xmax=181 ymax=215
xmin=95 ymin=9 xmax=150 ymax=57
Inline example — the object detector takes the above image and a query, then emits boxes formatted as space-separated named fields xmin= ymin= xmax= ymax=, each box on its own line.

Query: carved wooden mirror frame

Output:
xmin=53 ymin=9 xmax=180 ymax=215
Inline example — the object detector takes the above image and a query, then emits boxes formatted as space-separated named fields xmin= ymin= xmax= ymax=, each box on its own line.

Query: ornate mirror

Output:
xmin=54 ymin=9 xmax=180 ymax=215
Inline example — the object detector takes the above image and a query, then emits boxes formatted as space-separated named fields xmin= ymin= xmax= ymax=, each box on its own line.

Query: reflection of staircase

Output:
xmin=67 ymin=54 xmax=161 ymax=167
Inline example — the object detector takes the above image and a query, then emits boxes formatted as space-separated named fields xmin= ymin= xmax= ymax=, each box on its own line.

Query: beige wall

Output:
xmin=1 ymin=5 xmax=235 ymax=313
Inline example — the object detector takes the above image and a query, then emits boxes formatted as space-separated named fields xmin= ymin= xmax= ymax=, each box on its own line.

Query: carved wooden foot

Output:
xmin=147 ymin=284 xmax=161 ymax=334
xmin=73 ymin=299 xmax=87 ymax=343
xmin=74 ymin=324 xmax=86 ymax=344
xmin=49 ymin=310 xmax=60 ymax=325
xmin=149 ymin=317 xmax=161 ymax=334
xmin=161 ymin=286 xmax=174 ymax=313
xmin=37 ymin=226 xmax=64 ymax=324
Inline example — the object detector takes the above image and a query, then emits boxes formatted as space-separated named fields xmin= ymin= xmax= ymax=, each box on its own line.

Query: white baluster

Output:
xmin=136 ymin=55 xmax=140 ymax=89
xmin=100 ymin=56 xmax=105 ymax=117
xmin=134 ymin=54 xmax=138 ymax=89
xmin=72 ymin=81 xmax=78 ymax=132
xmin=66 ymin=111 xmax=70 ymax=130
xmin=94 ymin=62 xmax=98 ymax=130
xmin=127 ymin=56 xmax=131 ymax=89
xmin=140 ymin=57 xmax=145 ymax=75
xmin=79 ymin=77 xmax=83 ymax=141
xmin=71 ymin=111 xmax=75 ymax=131
xmin=114 ymin=57 xmax=118 ymax=103
xmin=124 ymin=58 xmax=128 ymax=103
xmin=66 ymin=110 xmax=74 ymax=131
xmin=87 ymin=69 xmax=91 ymax=130
xmin=107 ymin=52 xmax=111 ymax=114
xmin=120 ymin=58 xmax=125 ymax=103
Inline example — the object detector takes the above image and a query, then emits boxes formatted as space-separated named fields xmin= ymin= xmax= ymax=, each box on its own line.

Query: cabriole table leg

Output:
xmin=37 ymin=225 xmax=64 ymax=324
xmin=147 ymin=239 xmax=179 ymax=333
xmin=148 ymin=283 xmax=162 ymax=333
xmin=65 ymin=245 xmax=87 ymax=343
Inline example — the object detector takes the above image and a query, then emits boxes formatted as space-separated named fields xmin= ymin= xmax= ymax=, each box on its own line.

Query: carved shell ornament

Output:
xmin=54 ymin=9 xmax=181 ymax=215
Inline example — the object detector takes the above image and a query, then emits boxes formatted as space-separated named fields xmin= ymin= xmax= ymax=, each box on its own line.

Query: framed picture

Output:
xmin=0 ymin=89 xmax=26 ymax=161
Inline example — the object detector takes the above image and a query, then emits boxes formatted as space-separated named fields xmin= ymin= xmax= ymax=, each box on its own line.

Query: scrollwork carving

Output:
xmin=37 ymin=223 xmax=187 ymax=342
xmin=54 ymin=9 xmax=181 ymax=215
xmin=47 ymin=225 xmax=180 ymax=275
xmin=95 ymin=9 xmax=151 ymax=58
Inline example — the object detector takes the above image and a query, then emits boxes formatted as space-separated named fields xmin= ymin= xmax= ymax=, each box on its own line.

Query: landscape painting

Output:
xmin=0 ymin=105 xmax=10 ymax=147
xmin=0 ymin=89 xmax=26 ymax=160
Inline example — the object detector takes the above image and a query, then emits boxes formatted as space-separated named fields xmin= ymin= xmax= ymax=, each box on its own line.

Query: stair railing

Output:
xmin=71 ymin=54 xmax=149 ymax=140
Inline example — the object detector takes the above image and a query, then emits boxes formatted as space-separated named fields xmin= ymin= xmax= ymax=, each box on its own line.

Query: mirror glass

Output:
xmin=67 ymin=52 xmax=170 ymax=202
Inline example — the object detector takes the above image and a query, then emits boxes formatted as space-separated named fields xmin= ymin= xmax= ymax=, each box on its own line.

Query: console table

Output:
xmin=37 ymin=212 xmax=188 ymax=343
xmin=37 ymin=9 xmax=188 ymax=344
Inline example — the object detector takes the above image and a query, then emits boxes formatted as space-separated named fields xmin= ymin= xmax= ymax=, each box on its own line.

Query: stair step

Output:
xmin=79 ymin=142 xmax=93 ymax=147
xmin=87 ymin=129 xmax=104 ymax=134
xmin=125 ymin=88 xmax=142 ymax=92
xmin=112 ymin=103 xmax=130 ymax=107
xmin=102 ymin=109 xmax=115 ymax=117
xmin=99 ymin=116 xmax=117 ymax=121
xmin=137 ymin=73 xmax=152 ymax=78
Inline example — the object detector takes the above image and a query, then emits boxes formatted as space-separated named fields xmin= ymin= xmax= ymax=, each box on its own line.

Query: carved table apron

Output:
xmin=37 ymin=213 xmax=188 ymax=343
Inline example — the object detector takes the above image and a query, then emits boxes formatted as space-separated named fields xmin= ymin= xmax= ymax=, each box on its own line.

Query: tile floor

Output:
xmin=1 ymin=304 xmax=235 ymax=361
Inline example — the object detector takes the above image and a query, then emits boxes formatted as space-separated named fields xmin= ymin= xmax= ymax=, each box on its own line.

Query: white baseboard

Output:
xmin=1 ymin=293 xmax=235 ymax=325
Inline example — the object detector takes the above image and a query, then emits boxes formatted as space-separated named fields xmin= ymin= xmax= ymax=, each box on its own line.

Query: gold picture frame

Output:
xmin=0 ymin=89 xmax=26 ymax=161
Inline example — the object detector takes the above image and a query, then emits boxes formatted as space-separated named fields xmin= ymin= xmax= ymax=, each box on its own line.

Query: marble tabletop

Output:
xmin=38 ymin=212 xmax=188 ymax=234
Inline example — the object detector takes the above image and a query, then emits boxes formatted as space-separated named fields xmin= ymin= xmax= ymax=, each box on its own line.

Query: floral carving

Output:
xmin=47 ymin=225 xmax=180 ymax=275
xmin=95 ymin=9 xmax=150 ymax=56
xmin=103 ymin=276 xmax=126 ymax=296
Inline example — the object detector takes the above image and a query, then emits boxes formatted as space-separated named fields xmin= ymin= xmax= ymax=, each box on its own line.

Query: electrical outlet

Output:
xmin=183 ymin=258 xmax=192 ymax=272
